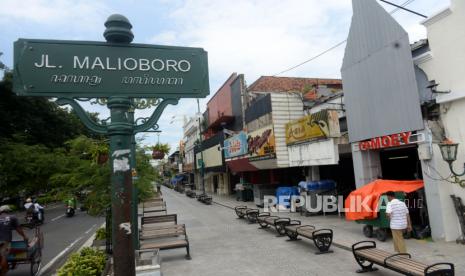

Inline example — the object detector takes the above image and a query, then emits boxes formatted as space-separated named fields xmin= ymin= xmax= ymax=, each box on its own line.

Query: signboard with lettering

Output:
xmin=358 ymin=131 xmax=413 ymax=151
xmin=285 ymin=109 xmax=340 ymax=145
xmin=224 ymin=131 xmax=248 ymax=159
xmin=13 ymin=39 xmax=209 ymax=98
xmin=247 ymin=126 xmax=276 ymax=161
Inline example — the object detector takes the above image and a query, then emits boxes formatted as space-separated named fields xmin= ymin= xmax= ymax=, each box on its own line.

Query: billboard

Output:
xmin=224 ymin=131 xmax=248 ymax=159
xmin=285 ymin=109 xmax=340 ymax=145
xmin=247 ymin=126 xmax=276 ymax=161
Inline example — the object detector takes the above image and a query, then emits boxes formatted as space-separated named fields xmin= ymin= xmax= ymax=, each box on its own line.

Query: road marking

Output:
xmin=39 ymin=236 xmax=84 ymax=275
xmin=85 ymin=224 xmax=97 ymax=234
xmin=51 ymin=214 xmax=65 ymax=222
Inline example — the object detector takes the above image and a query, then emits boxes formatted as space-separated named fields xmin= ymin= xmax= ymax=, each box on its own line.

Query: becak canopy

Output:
xmin=344 ymin=179 xmax=424 ymax=221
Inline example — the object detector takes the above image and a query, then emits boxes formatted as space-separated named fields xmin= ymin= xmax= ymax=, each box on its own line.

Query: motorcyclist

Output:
xmin=24 ymin=198 xmax=44 ymax=222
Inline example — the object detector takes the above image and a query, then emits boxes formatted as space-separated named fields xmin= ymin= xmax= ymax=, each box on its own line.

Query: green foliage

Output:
xmin=57 ymin=247 xmax=106 ymax=276
xmin=134 ymin=147 xmax=157 ymax=201
xmin=0 ymin=72 xmax=101 ymax=148
xmin=94 ymin=227 xmax=106 ymax=241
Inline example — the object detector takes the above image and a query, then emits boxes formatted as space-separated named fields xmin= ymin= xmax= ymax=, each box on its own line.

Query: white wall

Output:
xmin=416 ymin=0 xmax=465 ymax=241
xmin=288 ymin=139 xmax=339 ymax=167
xmin=270 ymin=93 xmax=304 ymax=167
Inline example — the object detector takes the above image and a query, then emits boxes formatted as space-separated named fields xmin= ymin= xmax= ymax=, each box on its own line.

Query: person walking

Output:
xmin=385 ymin=191 xmax=412 ymax=253
xmin=0 ymin=205 xmax=28 ymax=276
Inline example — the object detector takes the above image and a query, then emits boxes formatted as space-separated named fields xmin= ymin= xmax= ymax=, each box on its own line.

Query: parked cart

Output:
xmin=7 ymin=226 xmax=44 ymax=275
xmin=356 ymin=193 xmax=405 ymax=242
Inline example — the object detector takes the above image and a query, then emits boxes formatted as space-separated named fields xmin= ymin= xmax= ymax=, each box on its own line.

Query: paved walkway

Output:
xmin=211 ymin=192 xmax=465 ymax=274
xmin=160 ymin=187 xmax=402 ymax=276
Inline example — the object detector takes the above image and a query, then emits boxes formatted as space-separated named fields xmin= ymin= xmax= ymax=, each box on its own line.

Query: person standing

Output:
xmin=0 ymin=205 xmax=28 ymax=276
xmin=385 ymin=191 xmax=412 ymax=253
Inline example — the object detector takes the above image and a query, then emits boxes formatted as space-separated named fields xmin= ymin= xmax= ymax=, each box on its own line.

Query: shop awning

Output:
xmin=226 ymin=158 xmax=258 ymax=173
xmin=345 ymin=179 xmax=424 ymax=221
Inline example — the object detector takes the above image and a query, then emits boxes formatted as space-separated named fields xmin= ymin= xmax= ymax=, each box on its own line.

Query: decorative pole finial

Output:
xmin=104 ymin=14 xmax=134 ymax=43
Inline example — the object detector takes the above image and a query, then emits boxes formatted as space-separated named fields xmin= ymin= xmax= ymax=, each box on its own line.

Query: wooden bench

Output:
xmin=185 ymin=190 xmax=197 ymax=198
xmin=143 ymin=201 xmax=167 ymax=215
xmin=140 ymin=224 xmax=191 ymax=260
xmin=352 ymin=241 xmax=454 ymax=275
xmin=284 ymin=223 xmax=333 ymax=254
xmin=142 ymin=214 xmax=177 ymax=229
xmin=197 ymin=194 xmax=212 ymax=205
xmin=234 ymin=206 xmax=259 ymax=223
xmin=257 ymin=212 xmax=299 ymax=236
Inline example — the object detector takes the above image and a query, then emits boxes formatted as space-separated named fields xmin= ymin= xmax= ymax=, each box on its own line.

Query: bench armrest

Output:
xmin=246 ymin=209 xmax=259 ymax=214
xmin=352 ymin=240 xmax=377 ymax=253
xmin=383 ymin=253 xmax=411 ymax=266
xmin=312 ymin=228 xmax=332 ymax=236
xmin=424 ymin=262 xmax=455 ymax=275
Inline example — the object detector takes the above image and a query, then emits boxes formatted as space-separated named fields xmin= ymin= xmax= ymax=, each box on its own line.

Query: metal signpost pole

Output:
xmin=12 ymin=13 xmax=209 ymax=275
xmin=107 ymin=97 xmax=136 ymax=275
xmin=128 ymin=107 xmax=139 ymax=250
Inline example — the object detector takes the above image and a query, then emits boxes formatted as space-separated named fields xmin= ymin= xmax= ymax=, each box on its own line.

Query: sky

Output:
xmin=0 ymin=0 xmax=450 ymax=153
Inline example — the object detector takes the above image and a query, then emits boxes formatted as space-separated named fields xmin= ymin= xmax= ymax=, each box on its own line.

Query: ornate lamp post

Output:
xmin=439 ymin=139 xmax=465 ymax=177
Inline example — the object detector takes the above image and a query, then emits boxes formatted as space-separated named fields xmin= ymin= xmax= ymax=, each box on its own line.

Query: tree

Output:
xmin=0 ymin=72 xmax=101 ymax=148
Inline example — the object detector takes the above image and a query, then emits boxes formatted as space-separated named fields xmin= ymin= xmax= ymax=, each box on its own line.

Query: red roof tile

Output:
xmin=248 ymin=76 xmax=342 ymax=94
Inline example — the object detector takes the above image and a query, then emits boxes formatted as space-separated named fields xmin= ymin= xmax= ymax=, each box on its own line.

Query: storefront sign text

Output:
xmin=359 ymin=132 xmax=412 ymax=151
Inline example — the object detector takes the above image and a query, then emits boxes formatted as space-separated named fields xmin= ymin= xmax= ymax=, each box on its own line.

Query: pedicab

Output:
xmin=345 ymin=179 xmax=424 ymax=242
xmin=7 ymin=226 xmax=44 ymax=276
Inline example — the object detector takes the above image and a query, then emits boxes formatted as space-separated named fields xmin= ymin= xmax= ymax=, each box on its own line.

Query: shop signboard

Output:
xmin=285 ymin=109 xmax=340 ymax=145
xmin=247 ymin=126 xmax=276 ymax=161
xmin=13 ymin=39 xmax=209 ymax=98
xmin=358 ymin=131 xmax=422 ymax=151
xmin=224 ymin=131 xmax=248 ymax=159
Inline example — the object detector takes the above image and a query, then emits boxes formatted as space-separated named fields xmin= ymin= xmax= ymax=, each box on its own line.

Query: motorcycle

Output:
xmin=25 ymin=209 xmax=44 ymax=227
xmin=65 ymin=205 xmax=75 ymax=217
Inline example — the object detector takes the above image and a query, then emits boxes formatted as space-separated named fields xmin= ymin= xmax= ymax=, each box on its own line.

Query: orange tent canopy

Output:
xmin=344 ymin=179 xmax=424 ymax=221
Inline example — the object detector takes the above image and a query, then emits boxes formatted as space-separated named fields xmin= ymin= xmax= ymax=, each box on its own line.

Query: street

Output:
xmin=9 ymin=204 xmax=104 ymax=276
xmin=159 ymin=187 xmax=399 ymax=276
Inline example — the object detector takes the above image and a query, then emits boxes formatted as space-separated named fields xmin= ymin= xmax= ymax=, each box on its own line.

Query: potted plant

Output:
xmin=152 ymin=143 xmax=170 ymax=160
xmin=91 ymin=142 xmax=109 ymax=165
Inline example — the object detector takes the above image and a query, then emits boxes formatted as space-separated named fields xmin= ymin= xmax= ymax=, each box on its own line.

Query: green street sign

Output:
xmin=13 ymin=39 xmax=209 ymax=98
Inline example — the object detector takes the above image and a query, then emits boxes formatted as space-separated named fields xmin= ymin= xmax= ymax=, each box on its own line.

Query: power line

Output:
xmin=380 ymin=0 xmax=427 ymax=18
xmin=273 ymin=0 xmax=419 ymax=76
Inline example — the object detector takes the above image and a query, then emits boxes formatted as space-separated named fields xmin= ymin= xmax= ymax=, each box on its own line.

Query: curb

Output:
xmin=79 ymin=222 xmax=106 ymax=251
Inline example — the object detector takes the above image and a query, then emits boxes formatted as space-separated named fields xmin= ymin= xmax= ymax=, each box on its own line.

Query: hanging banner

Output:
xmin=224 ymin=131 xmax=248 ymax=159
xmin=13 ymin=39 xmax=209 ymax=98
xmin=285 ymin=109 xmax=340 ymax=145
xmin=247 ymin=126 xmax=276 ymax=161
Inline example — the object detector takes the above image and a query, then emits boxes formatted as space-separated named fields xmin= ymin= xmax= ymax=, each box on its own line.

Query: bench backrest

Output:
xmin=142 ymin=214 xmax=177 ymax=225
xmin=141 ymin=224 xmax=186 ymax=239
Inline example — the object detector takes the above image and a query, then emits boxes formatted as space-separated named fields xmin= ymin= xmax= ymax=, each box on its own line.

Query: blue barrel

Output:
xmin=276 ymin=186 xmax=299 ymax=208
xmin=317 ymin=180 xmax=336 ymax=191
xmin=306 ymin=181 xmax=319 ymax=191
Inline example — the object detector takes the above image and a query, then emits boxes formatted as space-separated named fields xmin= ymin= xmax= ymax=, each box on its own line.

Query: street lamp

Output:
xmin=439 ymin=139 xmax=465 ymax=177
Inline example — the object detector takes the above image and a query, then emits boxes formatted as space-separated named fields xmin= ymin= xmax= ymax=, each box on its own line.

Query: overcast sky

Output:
xmin=0 ymin=0 xmax=449 ymax=152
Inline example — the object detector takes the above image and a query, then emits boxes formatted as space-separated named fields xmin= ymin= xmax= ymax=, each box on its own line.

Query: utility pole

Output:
xmin=197 ymin=98 xmax=206 ymax=195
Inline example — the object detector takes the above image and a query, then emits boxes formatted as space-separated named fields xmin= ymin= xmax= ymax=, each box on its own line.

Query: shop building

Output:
xmin=342 ymin=0 xmax=465 ymax=241
xmin=194 ymin=73 xmax=247 ymax=195
xmin=182 ymin=116 xmax=202 ymax=186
